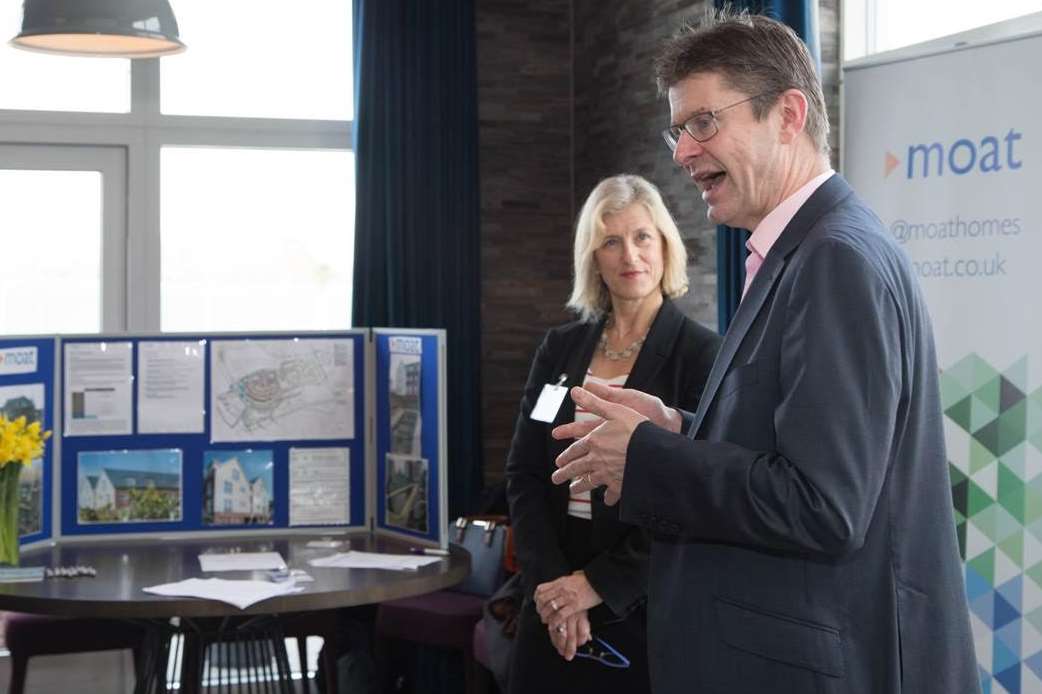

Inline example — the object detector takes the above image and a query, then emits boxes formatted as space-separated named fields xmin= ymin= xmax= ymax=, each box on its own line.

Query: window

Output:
xmin=0 ymin=3 xmax=355 ymax=335
xmin=844 ymin=0 xmax=1041 ymax=61
xmin=224 ymin=481 xmax=233 ymax=495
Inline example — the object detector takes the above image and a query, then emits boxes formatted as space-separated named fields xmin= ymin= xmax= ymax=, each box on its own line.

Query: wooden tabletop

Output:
xmin=0 ymin=533 xmax=469 ymax=618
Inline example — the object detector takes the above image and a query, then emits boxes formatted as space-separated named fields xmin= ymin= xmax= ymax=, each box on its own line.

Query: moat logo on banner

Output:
xmin=0 ymin=346 xmax=38 ymax=375
xmin=884 ymin=129 xmax=1024 ymax=179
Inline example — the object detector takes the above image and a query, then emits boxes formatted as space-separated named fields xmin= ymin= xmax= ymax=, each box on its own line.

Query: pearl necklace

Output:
xmin=598 ymin=330 xmax=646 ymax=361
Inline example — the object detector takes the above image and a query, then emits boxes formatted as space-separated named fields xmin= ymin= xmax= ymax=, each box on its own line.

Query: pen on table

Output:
xmin=410 ymin=547 xmax=450 ymax=556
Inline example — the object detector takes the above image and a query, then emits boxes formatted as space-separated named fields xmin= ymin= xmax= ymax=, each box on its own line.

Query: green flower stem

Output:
xmin=0 ymin=462 xmax=22 ymax=566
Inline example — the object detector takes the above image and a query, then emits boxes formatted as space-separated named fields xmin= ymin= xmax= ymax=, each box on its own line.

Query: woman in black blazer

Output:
xmin=505 ymin=174 xmax=720 ymax=693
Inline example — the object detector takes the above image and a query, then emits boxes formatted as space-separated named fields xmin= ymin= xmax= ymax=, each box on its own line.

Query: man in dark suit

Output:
xmin=548 ymin=10 xmax=980 ymax=694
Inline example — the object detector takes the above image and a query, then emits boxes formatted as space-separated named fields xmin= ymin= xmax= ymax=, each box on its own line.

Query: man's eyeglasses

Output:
xmin=661 ymin=92 xmax=771 ymax=151
xmin=575 ymin=636 xmax=630 ymax=669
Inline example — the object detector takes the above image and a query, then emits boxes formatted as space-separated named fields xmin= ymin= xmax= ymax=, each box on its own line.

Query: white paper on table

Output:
xmin=138 ymin=340 xmax=206 ymax=434
xmin=198 ymin=552 xmax=287 ymax=572
xmin=308 ymin=551 xmax=443 ymax=571
xmin=143 ymin=578 xmax=301 ymax=610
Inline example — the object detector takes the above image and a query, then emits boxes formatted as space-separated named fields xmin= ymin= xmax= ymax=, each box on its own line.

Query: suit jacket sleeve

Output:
xmin=584 ymin=323 xmax=721 ymax=616
xmin=505 ymin=329 xmax=571 ymax=597
xmin=622 ymin=240 xmax=902 ymax=558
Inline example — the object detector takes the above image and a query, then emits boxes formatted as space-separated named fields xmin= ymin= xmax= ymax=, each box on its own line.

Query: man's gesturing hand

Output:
xmin=551 ymin=381 xmax=681 ymax=443
xmin=550 ymin=386 xmax=648 ymax=506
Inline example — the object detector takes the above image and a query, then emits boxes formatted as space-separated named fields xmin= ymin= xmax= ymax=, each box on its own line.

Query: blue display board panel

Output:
xmin=374 ymin=332 xmax=443 ymax=543
xmin=60 ymin=333 xmax=367 ymax=536
xmin=0 ymin=338 xmax=55 ymax=545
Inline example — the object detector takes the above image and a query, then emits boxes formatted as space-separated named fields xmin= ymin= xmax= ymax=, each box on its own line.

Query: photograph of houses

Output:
xmin=77 ymin=449 xmax=183 ymax=524
xmin=0 ymin=383 xmax=46 ymax=537
xmin=385 ymin=453 xmax=429 ymax=534
xmin=202 ymin=449 xmax=274 ymax=526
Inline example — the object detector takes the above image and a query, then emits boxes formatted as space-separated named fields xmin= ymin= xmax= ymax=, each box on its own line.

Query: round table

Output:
xmin=0 ymin=533 xmax=470 ymax=693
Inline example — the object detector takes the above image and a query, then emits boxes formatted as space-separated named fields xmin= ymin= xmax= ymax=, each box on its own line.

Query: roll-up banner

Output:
xmin=845 ymin=13 xmax=1042 ymax=694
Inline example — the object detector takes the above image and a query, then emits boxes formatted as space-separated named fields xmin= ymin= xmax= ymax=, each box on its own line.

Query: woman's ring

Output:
xmin=556 ymin=624 xmax=566 ymax=634
xmin=550 ymin=599 xmax=559 ymax=611
xmin=585 ymin=472 xmax=593 ymax=486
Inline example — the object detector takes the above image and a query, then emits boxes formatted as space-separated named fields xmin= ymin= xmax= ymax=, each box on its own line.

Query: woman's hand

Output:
xmin=548 ymin=609 xmax=592 ymax=660
xmin=534 ymin=571 xmax=603 ymax=628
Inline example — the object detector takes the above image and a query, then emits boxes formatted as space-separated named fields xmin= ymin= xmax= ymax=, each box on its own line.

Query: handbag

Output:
xmin=450 ymin=516 xmax=508 ymax=597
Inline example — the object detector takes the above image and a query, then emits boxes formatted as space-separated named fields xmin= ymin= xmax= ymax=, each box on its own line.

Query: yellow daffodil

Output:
xmin=0 ymin=414 xmax=51 ymax=467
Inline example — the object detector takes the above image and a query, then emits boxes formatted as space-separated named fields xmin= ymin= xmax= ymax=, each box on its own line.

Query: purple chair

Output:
xmin=376 ymin=590 xmax=491 ymax=694
xmin=4 ymin=613 xmax=143 ymax=694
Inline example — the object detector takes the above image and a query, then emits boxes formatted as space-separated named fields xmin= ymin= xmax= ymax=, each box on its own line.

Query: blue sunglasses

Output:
xmin=575 ymin=636 xmax=630 ymax=669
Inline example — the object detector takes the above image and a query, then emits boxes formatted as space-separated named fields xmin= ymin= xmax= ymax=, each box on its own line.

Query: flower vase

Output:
xmin=0 ymin=462 xmax=21 ymax=566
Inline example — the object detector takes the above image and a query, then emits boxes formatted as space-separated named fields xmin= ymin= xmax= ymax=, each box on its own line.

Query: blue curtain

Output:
xmin=713 ymin=0 xmax=820 ymax=333
xmin=352 ymin=0 xmax=483 ymax=519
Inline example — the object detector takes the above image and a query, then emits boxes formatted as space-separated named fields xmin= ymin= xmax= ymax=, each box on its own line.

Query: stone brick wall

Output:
xmin=477 ymin=0 xmax=575 ymax=488
xmin=573 ymin=0 xmax=717 ymax=328
xmin=477 ymin=0 xmax=841 ymax=487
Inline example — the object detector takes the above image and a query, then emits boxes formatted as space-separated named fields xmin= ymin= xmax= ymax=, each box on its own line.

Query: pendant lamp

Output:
xmin=11 ymin=0 xmax=186 ymax=58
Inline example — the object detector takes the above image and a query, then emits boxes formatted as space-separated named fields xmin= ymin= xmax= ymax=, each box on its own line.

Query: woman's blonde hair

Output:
xmin=566 ymin=174 xmax=689 ymax=322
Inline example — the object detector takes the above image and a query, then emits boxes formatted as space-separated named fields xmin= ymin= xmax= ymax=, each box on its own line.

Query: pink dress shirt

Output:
xmin=742 ymin=169 xmax=835 ymax=299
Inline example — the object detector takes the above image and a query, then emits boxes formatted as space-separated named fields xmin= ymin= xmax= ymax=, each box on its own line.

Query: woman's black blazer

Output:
xmin=505 ymin=298 xmax=721 ymax=618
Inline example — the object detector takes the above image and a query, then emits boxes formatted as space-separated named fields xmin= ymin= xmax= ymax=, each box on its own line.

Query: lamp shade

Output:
xmin=11 ymin=0 xmax=185 ymax=58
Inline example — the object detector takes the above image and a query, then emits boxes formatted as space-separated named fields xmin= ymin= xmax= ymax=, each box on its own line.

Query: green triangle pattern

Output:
xmin=941 ymin=371 xmax=971 ymax=411
xmin=1027 ymin=397 xmax=1042 ymax=439
xmin=1004 ymin=356 xmax=1029 ymax=393
xmin=971 ymin=504 xmax=1000 ymax=543
xmin=971 ymin=438 xmax=996 ymax=474
xmin=1028 ymin=560 xmax=1042 ymax=589
xmin=945 ymin=354 xmax=986 ymax=395
xmin=946 ymin=395 xmax=973 ymax=432
xmin=1026 ymin=487 xmax=1042 ymax=525
xmin=1001 ymin=443 xmax=1027 ymax=481
xmin=998 ymin=462 xmax=1027 ymax=522
xmin=968 ymin=547 xmax=995 ymax=584
xmin=974 ymin=400 xmax=1027 ymax=458
xmin=1028 ymin=603 xmax=1042 ymax=633
xmin=970 ymin=394 xmax=999 ymax=432
xmin=999 ymin=530 xmax=1024 ymax=566
xmin=975 ymin=377 xmax=1001 ymax=413
xmin=968 ymin=477 xmax=995 ymax=517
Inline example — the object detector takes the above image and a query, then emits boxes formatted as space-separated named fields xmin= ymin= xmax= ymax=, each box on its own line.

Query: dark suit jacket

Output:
xmin=505 ymin=298 xmax=720 ymax=617
xmin=622 ymin=176 xmax=979 ymax=694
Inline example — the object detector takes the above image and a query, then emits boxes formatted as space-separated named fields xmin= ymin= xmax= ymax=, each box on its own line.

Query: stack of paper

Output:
xmin=308 ymin=551 xmax=444 ymax=571
xmin=0 ymin=567 xmax=44 ymax=583
xmin=198 ymin=552 xmax=287 ymax=572
xmin=143 ymin=578 xmax=302 ymax=610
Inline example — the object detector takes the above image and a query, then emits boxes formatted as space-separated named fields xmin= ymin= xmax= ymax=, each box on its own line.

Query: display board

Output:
xmin=0 ymin=337 xmax=55 ymax=545
xmin=6 ymin=328 xmax=448 ymax=550
xmin=373 ymin=330 xmax=447 ymax=544
xmin=59 ymin=332 xmax=368 ymax=537
xmin=844 ymin=14 xmax=1042 ymax=694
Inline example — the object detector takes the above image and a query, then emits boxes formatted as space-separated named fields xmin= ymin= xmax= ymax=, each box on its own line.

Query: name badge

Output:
xmin=530 ymin=375 xmax=568 ymax=423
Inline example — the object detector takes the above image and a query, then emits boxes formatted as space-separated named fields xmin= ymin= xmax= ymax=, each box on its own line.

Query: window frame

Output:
xmin=0 ymin=58 xmax=354 ymax=333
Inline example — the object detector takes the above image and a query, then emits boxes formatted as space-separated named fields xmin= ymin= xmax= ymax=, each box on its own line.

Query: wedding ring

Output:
xmin=556 ymin=624 xmax=566 ymax=634
xmin=550 ymin=599 xmax=559 ymax=611
xmin=585 ymin=472 xmax=593 ymax=486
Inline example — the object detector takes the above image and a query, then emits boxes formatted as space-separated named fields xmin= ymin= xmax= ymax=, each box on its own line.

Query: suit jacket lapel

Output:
xmin=688 ymin=174 xmax=854 ymax=439
xmin=625 ymin=298 xmax=683 ymax=392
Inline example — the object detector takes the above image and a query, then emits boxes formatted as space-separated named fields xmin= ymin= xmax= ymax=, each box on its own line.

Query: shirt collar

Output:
xmin=746 ymin=169 xmax=835 ymax=259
